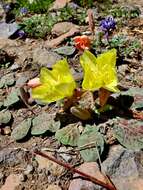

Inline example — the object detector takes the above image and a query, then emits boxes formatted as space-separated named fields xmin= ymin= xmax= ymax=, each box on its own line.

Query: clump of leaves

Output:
xmin=14 ymin=0 xmax=54 ymax=14
xmin=75 ymin=0 xmax=94 ymax=8
xmin=109 ymin=6 xmax=141 ymax=19
xmin=57 ymin=6 xmax=87 ymax=25
xmin=93 ymin=34 xmax=141 ymax=58
xmin=20 ymin=14 xmax=56 ymax=38
xmin=109 ymin=35 xmax=141 ymax=58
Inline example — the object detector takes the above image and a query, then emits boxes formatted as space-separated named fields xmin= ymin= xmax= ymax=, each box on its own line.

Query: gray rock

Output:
xmin=0 ymin=148 xmax=27 ymax=167
xmin=10 ymin=63 xmax=21 ymax=71
xmin=32 ymin=48 xmax=62 ymax=68
xmin=0 ymin=21 xmax=19 ymax=38
xmin=19 ymin=173 xmax=27 ymax=182
xmin=24 ymin=164 xmax=34 ymax=175
xmin=58 ymin=147 xmax=72 ymax=162
xmin=102 ymin=145 xmax=143 ymax=190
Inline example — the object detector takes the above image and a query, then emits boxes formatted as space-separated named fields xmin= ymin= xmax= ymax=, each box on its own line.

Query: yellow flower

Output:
xmin=32 ymin=59 xmax=76 ymax=103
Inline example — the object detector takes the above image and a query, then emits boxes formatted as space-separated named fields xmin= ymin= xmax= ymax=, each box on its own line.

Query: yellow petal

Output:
xmin=80 ymin=49 xmax=119 ymax=93
xmin=32 ymin=59 xmax=76 ymax=103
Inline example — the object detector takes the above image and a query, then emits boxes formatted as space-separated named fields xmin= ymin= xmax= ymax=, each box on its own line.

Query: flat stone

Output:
xmin=102 ymin=145 xmax=143 ymax=190
xmin=35 ymin=151 xmax=65 ymax=177
xmin=0 ymin=174 xmax=20 ymax=190
xmin=32 ymin=48 xmax=62 ymax=68
xmin=46 ymin=184 xmax=62 ymax=190
xmin=51 ymin=22 xmax=79 ymax=36
xmin=0 ymin=22 xmax=18 ymax=38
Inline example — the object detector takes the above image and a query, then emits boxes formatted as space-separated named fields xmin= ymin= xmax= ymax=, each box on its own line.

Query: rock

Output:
xmin=24 ymin=164 xmax=34 ymax=175
xmin=58 ymin=147 xmax=72 ymax=162
xmin=102 ymin=145 xmax=143 ymax=190
xmin=0 ymin=22 xmax=19 ymax=38
xmin=10 ymin=63 xmax=21 ymax=71
xmin=18 ymin=174 xmax=27 ymax=182
xmin=46 ymin=184 xmax=62 ymax=190
xmin=3 ymin=126 xmax=11 ymax=135
xmin=0 ymin=148 xmax=27 ymax=167
xmin=69 ymin=162 xmax=107 ymax=190
xmin=0 ymin=174 xmax=20 ymax=190
xmin=118 ymin=64 xmax=128 ymax=75
xmin=35 ymin=151 xmax=65 ymax=177
xmin=51 ymin=22 xmax=79 ymax=36
xmin=46 ymin=27 xmax=79 ymax=48
xmin=50 ymin=0 xmax=72 ymax=10
xmin=32 ymin=48 xmax=62 ymax=68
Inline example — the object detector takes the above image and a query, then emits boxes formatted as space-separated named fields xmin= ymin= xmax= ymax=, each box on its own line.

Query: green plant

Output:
xmin=109 ymin=35 xmax=141 ymax=57
xmin=20 ymin=14 xmax=56 ymax=38
xmin=57 ymin=6 xmax=87 ymax=25
xmin=109 ymin=6 xmax=141 ymax=19
xmin=14 ymin=0 xmax=54 ymax=14
xmin=77 ymin=0 xmax=94 ymax=7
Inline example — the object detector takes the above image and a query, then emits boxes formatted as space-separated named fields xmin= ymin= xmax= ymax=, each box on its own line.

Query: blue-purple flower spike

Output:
xmin=16 ymin=30 xmax=26 ymax=38
xmin=20 ymin=7 xmax=28 ymax=14
xmin=100 ymin=16 xmax=116 ymax=32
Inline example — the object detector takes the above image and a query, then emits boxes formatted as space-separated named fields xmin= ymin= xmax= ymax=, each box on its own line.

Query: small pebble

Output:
xmin=24 ymin=164 xmax=34 ymax=175
xmin=19 ymin=174 xmax=27 ymax=182
xmin=3 ymin=126 xmax=11 ymax=135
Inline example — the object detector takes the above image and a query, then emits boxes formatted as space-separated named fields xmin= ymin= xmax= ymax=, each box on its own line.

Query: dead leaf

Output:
xmin=98 ymin=88 xmax=111 ymax=107
xmin=87 ymin=9 xmax=95 ymax=34
xmin=50 ymin=0 xmax=71 ymax=10
xmin=69 ymin=162 xmax=107 ymax=190
xmin=46 ymin=27 xmax=79 ymax=48
xmin=0 ymin=174 xmax=20 ymax=190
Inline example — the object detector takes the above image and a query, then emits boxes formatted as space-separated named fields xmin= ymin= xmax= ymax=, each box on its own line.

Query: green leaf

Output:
xmin=31 ymin=112 xmax=60 ymax=135
xmin=4 ymin=88 xmax=20 ymax=107
xmin=11 ymin=118 xmax=32 ymax=141
xmin=120 ymin=87 xmax=143 ymax=109
xmin=0 ymin=110 xmax=11 ymax=124
xmin=112 ymin=118 xmax=143 ymax=150
xmin=77 ymin=125 xmax=104 ymax=162
xmin=53 ymin=46 xmax=75 ymax=56
xmin=0 ymin=73 xmax=15 ymax=88
xmin=55 ymin=123 xmax=80 ymax=146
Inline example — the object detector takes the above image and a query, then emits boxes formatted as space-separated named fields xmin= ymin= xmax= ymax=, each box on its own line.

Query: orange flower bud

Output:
xmin=27 ymin=78 xmax=41 ymax=88
xmin=73 ymin=35 xmax=91 ymax=51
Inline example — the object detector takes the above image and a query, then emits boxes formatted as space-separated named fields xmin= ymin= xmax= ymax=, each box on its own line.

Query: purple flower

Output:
xmin=16 ymin=30 xmax=26 ymax=38
xmin=100 ymin=16 xmax=116 ymax=32
xmin=20 ymin=7 xmax=28 ymax=14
